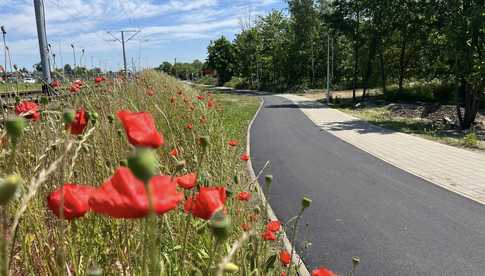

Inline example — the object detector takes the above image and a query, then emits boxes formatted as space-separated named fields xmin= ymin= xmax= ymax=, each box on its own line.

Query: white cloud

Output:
xmin=1 ymin=0 xmax=283 ymax=68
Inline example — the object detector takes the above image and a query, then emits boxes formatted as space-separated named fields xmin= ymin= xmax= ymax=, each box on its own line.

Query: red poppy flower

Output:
xmin=170 ymin=148 xmax=179 ymax=157
xmin=89 ymin=167 xmax=183 ymax=218
xmin=237 ymin=191 xmax=251 ymax=201
xmin=262 ymin=229 xmax=276 ymax=241
xmin=146 ymin=89 xmax=155 ymax=96
xmin=176 ymin=89 xmax=183 ymax=95
xmin=240 ymin=153 xmax=250 ymax=161
xmin=70 ymin=83 xmax=81 ymax=93
xmin=47 ymin=184 xmax=95 ymax=220
xmin=95 ymin=76 xmax=105 ymax=84
xmin=50 ymin=80 xmax=61 ymax=89
xmin=175 ymin=173 xmax=197 ymax=190
xmin=184 ymin=187 xmax=226 ymax=220
xmin=15 ymin=101 xmax=40 ymax=121
xmin=241 ymin=223 xmax=252 ymax=231
xmin=68 ymin=108 xmax=88 ymax=135
xmin=312 ymin=267 xmax=336 ymax=276
xmin=196 ymin=95 xmax=205 ymax=100
xmin=73 ymin=79 xmax=83 ymax=87
xmin=279 ymin=250 xmax=291 ymax=266
xmin=228 ymin=140 xmax=238 ymax=147
xmin=186 ymin=123 xmax=193 ymax=130
xmin=281 ymin=272 xmax=287 ymax=276
xmin=117 ymin=110 xmax=164 ymax=148
xmin=266 ymin=220 xmax=282 ymax=232
xmin=207 ymin=99 xmax=215 ymax=109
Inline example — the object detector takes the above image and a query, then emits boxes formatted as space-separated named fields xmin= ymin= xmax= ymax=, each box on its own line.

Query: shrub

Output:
xmin=224 ymin=77 xmax=249 ymax=89
xmin=463 ymin=131 xmax=479 ymax=148
xmin=384 ymin=82 xmax=456 ymax=104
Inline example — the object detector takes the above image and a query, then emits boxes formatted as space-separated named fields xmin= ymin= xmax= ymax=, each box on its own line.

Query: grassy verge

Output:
xmin=0 ymin=71 xmax=310 ymax=275
xmin=338 ymin=105 xmax=485 ymax=150
xmin=0 ymin=83 xmax=42 ymax=93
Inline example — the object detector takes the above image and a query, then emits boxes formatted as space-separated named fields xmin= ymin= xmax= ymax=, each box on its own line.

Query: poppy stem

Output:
xmin=145 ymin=182 xmax=160 ymax=275
xmin=0 ymin=207 xmax=8 ymax=276
xmin=179 ymin=195 xmax=193 ymax=271
xmin=205 ymin=237 xmax=220 ymax=275
xmin=287 ymin=209 xmax=304 ymax=275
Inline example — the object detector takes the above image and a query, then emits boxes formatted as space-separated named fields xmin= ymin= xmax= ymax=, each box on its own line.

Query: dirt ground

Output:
xmin=300 ymin=88 xmax=382 ymax=100
xmin=300 ymin=90 xmax=485 ymax=142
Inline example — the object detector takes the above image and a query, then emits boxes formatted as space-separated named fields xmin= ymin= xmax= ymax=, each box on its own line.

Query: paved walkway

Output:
xmin=281 ymin=94 xmax=485 ymax=205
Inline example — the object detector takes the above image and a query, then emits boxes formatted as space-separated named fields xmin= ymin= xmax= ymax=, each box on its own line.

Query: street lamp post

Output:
xmin=1 ymin=26 xmax=7 ymax=94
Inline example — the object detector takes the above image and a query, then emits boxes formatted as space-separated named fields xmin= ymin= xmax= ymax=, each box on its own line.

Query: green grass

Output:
xmin=0 ymin=72 xmax=311 ymax=275
xmin=338 ymin=106 xmax=485 ymax=150
xmin=0 ymin=83 xmax=42 ymax=93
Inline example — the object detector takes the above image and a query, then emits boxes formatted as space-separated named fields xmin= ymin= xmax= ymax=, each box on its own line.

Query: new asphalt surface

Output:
xmin=250 ymin=95 xmax=485 ymax=276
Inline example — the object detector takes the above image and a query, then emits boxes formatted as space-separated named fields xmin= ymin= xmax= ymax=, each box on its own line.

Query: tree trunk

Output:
xmin=398 ymin=36 xmax=407 ymax=94
xmin=352 ymin=10 xmax=360 ymax=103
xmin=456 ymin=78 xmax=479 ymax=129
xmin=379 ymin=40 xmax=386 ymax=94
xmin=361 ymin=34 xmax=378 ymax=101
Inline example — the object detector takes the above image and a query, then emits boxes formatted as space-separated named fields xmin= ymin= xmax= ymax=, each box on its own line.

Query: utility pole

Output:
xmin=80 ymin=48 xmax=85 ymax=67
xmin=33 ymin=0 xmax=52 ymax=87
xmin=108 ymin=30 xmax=140 ymax=79
xmin=71 ymin=44 xmax=76 ymax=68
xmin=326 ymin=32 xmax=330 ymax=105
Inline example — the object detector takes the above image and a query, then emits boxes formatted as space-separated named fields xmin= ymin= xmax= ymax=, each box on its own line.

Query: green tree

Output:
xmin=287 ymin=0 xmax=319 ymax=86
xmin=207 ymin=36 xmax=235 ymax=85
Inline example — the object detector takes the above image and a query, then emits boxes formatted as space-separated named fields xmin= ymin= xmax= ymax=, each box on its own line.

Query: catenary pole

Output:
xmin=33 ymin=0 xmax=52 ymax=86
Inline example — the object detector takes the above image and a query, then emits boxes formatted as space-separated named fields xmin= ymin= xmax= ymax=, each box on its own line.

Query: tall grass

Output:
xmin=0 ymin=71 xmax=312 ymax=275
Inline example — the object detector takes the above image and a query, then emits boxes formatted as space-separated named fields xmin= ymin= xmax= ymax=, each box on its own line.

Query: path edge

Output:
xmin=245 ymin=96 xmax=311 ymax=276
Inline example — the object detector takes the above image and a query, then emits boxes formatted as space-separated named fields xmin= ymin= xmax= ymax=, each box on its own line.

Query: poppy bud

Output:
xmin=199 ymin=136 xmax=210 ymax=148
xmin=88 ymin=112 xmax=99 ymax=124
xmin=107 ymin=115 xmax=115 ymax=124
xmin=63 ymin=109 xmax=75 ymax=125
xmin=117 ymin=129 xmax=123 ymax=137
xmin=301 ymin=197 xmax=312 ymax=210
xmin=86 ymin=265 xmax=103 ymax=276
xmin=15 ymin=96 xmax=20 ymax=104
xmin=209 ymin=211 xmax=232 ymax=241
xmin=40 ymin=96 xmax=49 ymax=105
xmin=223 ymin=263 xmax=239 ymax=273
xmin=233 ymin=175 xmax=239 ymax=184
xmin=128 ymin=148 xmax=159 ymax=183
xmin=264 ymin=175 xmax=273 ymax=187
xmin=6 ymin=116 xmax=26 ymax=145
xmin=0 ymin=174 xmax=21 ymax=205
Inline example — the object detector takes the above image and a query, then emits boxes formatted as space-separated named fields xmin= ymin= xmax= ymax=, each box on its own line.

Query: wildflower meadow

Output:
xmin=0 ymin=71 xmax=337 ymax=275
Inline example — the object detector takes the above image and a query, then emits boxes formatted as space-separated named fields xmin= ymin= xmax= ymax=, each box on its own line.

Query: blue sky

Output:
xmin=0 ymin=0 xmax=286 ymax=71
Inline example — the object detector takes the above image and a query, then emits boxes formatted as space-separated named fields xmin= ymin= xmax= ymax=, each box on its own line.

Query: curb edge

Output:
xmin=245 ymin=95 xmax=311 ymax=276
